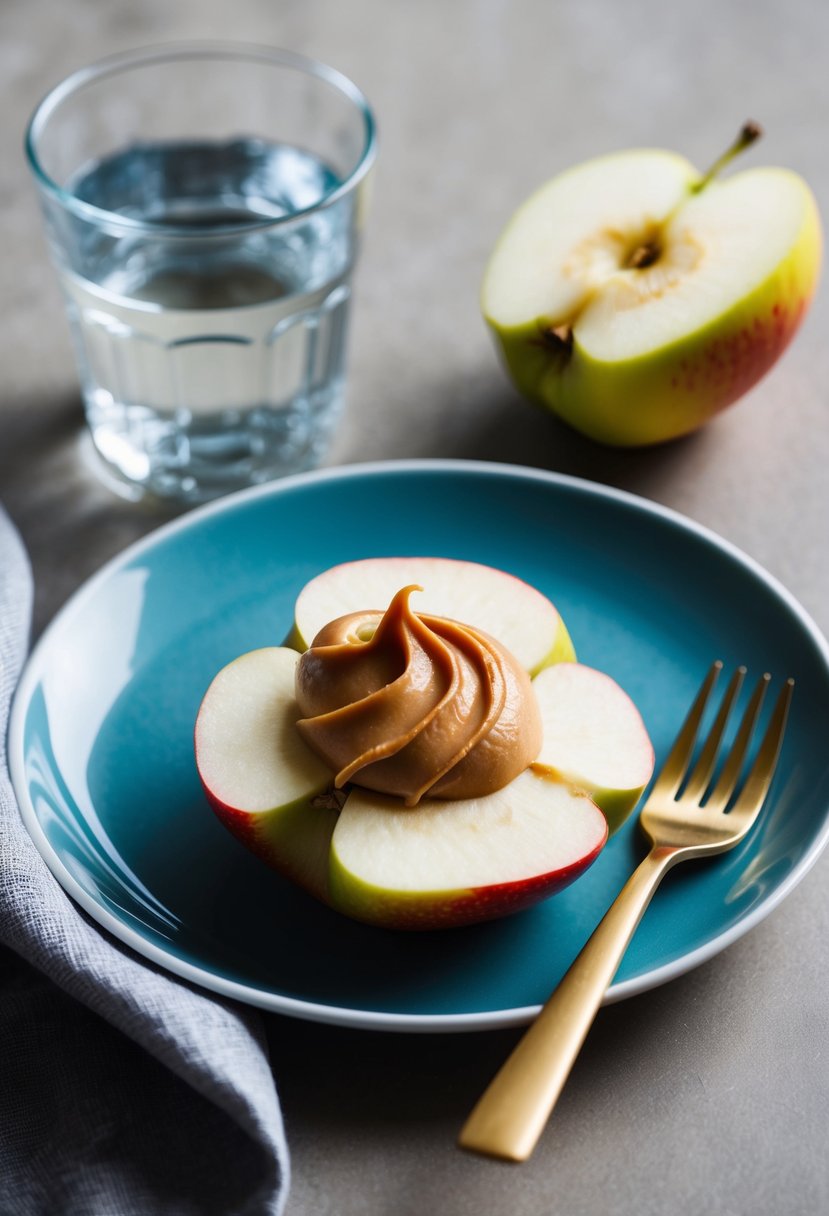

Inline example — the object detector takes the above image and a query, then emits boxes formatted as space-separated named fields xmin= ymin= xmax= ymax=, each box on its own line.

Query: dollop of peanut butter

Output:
xmin=294 ymin=585 xmax=543 ymax=806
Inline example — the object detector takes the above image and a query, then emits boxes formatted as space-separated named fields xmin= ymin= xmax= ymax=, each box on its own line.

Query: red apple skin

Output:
xmin=202 ymin=776 xmax=607 ymax=928
xmin=536 ymin=282 xmax=820 ymax=448
xmin=194 ymin=645 xmax=339 ymax=902
xmin=197 ymin=776 xmax=339 ymax=903
xmin=327 ymin=817 xmax=608 ymax=931
xmin=663 ymin=293 xmax=814 ymax=418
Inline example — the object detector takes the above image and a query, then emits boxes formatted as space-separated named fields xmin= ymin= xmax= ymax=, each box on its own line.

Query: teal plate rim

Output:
xmin=6 ymin=459 xmax=826 ymax=1031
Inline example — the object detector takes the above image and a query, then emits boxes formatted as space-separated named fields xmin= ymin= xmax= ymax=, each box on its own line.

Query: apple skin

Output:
xmin=530 ymin=769 xmax=645 ymax=837
xmin=327 ymin=816 xmax=606 ymax=931
xmin=531 ymin=615 xmax=576 ymax=671
xmin=486 ymin=166 xmax=822 ymax=447
xmin=194 ymin=646 xmax=338 ymax=902
xmin=579 ymin=784 xmax=644 ymax=837
xmin=202 ymin=785 xmax=339 ymax=903
xmin=204 ymin=759 xmax=607 ymax=932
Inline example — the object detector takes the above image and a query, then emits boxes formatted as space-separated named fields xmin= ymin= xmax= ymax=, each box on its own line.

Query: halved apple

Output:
xmin=288 ymin=556 xmax=575 ymax=674
xmin=195 ymin=647 xmax=654 ymax=929
xmin=483 ymin=128 xmax=822 ymax=445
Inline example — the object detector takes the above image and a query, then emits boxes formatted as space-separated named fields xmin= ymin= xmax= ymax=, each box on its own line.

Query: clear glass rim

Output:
xmin=24 ymin=41 xmax=378 ymax=236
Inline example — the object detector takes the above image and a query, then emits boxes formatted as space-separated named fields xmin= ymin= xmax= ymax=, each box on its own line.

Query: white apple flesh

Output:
xmin=194 ymin=647 xmax=337 ymax=901
xmin=289 ymin=556 xmax=575 ymax=674
xmin=531 ymin=663 xmax=654 ymax=833
xmin=329 ymin=772 xmax=607 ymax=929
xmin=483 ymin=137 xmax=822 ymax=446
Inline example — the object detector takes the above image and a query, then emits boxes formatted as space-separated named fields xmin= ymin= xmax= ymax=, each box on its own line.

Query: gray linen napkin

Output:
xmin=0 ymin=506 xmax=289 ymax=1216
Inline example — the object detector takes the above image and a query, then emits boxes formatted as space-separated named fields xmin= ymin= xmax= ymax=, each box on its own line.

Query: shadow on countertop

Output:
xmin=393 ymin=369 xmax=717 ymax=506
xmin=1 ymin=372 xmax=718 ymax=639
xmin=0 ymin=390 xmax=182 ymax=639
xmin=264 ymin=934 xmax=767 ymax=1216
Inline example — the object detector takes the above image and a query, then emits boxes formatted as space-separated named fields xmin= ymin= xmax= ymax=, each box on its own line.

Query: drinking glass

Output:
xmin=26 ymin=43 xmax=376 ymax=503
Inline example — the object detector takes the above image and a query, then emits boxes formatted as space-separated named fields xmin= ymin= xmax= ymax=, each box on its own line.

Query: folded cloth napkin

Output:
xmin=0 ymin=506 xmax=289 ymax=1216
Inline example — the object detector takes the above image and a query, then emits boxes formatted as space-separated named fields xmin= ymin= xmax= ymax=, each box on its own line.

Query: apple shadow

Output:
xmin=415 ymin=368 xmax=717 ymax=505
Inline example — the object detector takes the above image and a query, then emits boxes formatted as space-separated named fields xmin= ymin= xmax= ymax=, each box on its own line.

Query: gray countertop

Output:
xmin=2 ymin=1 xmax=827 ymax=1213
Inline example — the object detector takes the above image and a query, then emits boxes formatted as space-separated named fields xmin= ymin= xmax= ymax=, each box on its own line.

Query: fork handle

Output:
xmin=458 ymin=845 xmax=680 ymax=1162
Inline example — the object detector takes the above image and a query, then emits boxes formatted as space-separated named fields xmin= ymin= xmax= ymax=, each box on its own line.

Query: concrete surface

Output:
xmin=2 ymin=1 xmax=827 ymax=1213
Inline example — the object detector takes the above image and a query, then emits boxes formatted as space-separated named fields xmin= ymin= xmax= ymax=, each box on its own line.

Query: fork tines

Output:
xmin=654 ymin=661 xmax=794 ymax=815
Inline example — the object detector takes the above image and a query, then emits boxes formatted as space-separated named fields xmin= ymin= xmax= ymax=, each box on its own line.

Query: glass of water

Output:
xmin=25 ymin=43 xmax=376 ymax=504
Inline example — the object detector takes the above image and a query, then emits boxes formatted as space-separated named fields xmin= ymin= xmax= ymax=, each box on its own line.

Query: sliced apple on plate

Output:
xmin=288 ymin=556 xmax=575 ymax=674
xmin=483 ymin=124 xmax=822 ymax=445
xmin=531 ymin=662 xmax=654 ymax=833
xmin=195 ymin=644 xmax=654 ymax=928
xmin=194 ymin=647 xmax=337 ymax=902
xmin=328 ymin=773 xmax=606 ymax=929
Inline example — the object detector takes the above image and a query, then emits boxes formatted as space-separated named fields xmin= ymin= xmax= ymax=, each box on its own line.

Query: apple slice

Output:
xmin=195 ymin=647 xmax=655 ymax=928
xmin=328 ymin=770 xmax=607 ymax=930
xmin=483 ymin=128 xmax=821 ymax=445
xmin=531 ymin=663 xmax=654 ymax=833
xmin=194 ymin=645 xmax=611 ymax=929
xmin=194 ymin=647 xmax=338 ymax=900
xmin=289 ymin=556 xmax=575 ymax=674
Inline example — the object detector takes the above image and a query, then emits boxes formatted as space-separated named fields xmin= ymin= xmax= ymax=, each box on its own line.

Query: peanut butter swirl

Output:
xmin=294 ymin=585 xmax=543 ymax=806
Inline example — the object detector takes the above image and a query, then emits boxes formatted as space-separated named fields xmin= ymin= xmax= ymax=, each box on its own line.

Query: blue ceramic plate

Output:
xmin=10 ymin=461 xmax=829 ymax=1031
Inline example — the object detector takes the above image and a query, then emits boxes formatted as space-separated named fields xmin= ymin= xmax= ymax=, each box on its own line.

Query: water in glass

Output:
xmin=59 ymin=138 xmax=353 ymax=501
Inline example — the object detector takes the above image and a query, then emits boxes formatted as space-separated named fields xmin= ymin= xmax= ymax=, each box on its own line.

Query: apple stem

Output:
xmin=693 ymin=120 xmax=763 ymax=193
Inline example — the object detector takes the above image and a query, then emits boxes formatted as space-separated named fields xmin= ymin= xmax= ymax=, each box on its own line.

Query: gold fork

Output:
xmin=458 ymin=661 xmax=794 ymax=1163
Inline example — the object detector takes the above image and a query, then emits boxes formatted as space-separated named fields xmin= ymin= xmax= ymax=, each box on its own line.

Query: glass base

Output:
xmin=80 ymin=393 xmax=343 ymax=506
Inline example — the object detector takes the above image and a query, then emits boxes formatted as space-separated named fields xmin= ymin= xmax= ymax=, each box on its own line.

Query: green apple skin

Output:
xmin=528 ymin=614 xmax=575 ymax=672
xmin=530 ymin=769 xmax=645 ymax=836
xmin=529 ymin=662 xmax=654 ymax=834
xmin=194 ymin=645 xmax=338 ymax=902
xmin=327 ymin=808 xmax=606 ymax=931
xmin=585 ymin=784 xmax=646 ymax=836
xmin=203 ymin=786 xmax=339 ymax=903
xmin=206 ymin=774 xmax=605 ymax=931
xmin=486 ymin=168 xmax=822 ymax=447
